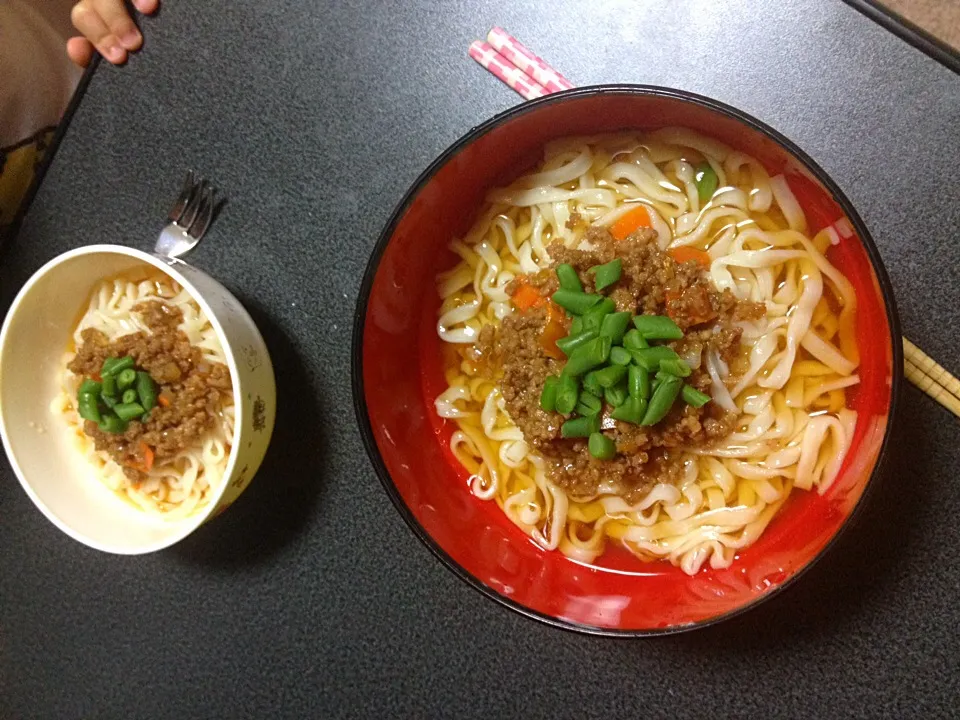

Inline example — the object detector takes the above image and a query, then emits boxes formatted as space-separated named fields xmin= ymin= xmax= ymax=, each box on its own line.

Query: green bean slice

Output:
xmin=136 ymin=371 xmax=157 ymax=411
xmin=556 ymin=330 xmax=598 ymax=357
xmin=576 ymin=390 xmax=603 ymax=416
xmin=599 ymin=312 xmax=632 ymax=344
xmin=77 ymin=394 xmax=102 ymax=424
xmin=540 ymin=376 xmax=560 ymax=412
xmin=641 ymin=375 xmax=683 ymax=426
xmin=695 ymin=161 xmax=719 ymax=203
xmin=622 ymin=329 xmax=649 ymax=351
xmin=628 ymin=365 xmax=650 ymax=399
xmin=78 ymin=379 xmax=102 ymax=397
xmin=590 ymin=259 xmax=622 ymax=292
xmin=630 ymin=346 xmax=680 ymax=371
xmin=604 ymin=383 xmax=629 ymax=408
xmin=100 ymin=357 xmax=120 ymax=375
xmin=556 ymin=264 xmax=583 ymax=293
xmin=623 ymin=328 xmax=650 ymax=350
xmin=564 ymin=337 xmax=611 ymax=377
xmin=99 ymin=415 xmax=127 ymax=434
xmin=659 ymin=357 xmax=692 ymax=378
xmin=562 ymin=414 xmax=601 ymax=439
xmin=552 ymin=289 xmax=601 ymax=316
xmin=681 ymin=384 xmax=712 ymax=408
xmin=580 ymin=298 xmax=617 ymax=333
xmin=555 ymin=373 xmax=579 ymax=415
xmin=632 ymin=315 xmax=683 ymax=341
xmin=101 ymin=373 xmax=117 ymax=399
xmin=593 ymin=364 xmax=627 ymax=388
xmin=611 ymin=396 xmax=648 ymax=424
xmin=588 ymin=432 xmax=617 ymax=460
xmin=582 ymin=371 xmax=603 ymax=397
xmin=102 ymin=356 xmax=134 ymax=376
xmin=609 ymin=346 xmax=632 ymax=366
xmin=116 ymin=368 xmax=137 ymax=391
xmin=113 ymin=402 xmax=146 ymax=421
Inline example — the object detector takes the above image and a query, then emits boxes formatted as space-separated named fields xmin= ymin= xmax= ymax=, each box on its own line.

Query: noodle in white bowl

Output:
xmin=52 ymin=271 xmax=235 ymax=520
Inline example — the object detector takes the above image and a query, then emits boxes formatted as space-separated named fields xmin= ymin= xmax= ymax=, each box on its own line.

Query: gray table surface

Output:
xmin=2 ymin=1 xmax=959 ymax=717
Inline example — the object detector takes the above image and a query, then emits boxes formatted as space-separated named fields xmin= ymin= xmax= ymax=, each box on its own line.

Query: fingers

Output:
xmin=90 ymin=0 xmax=142 ymax=51
xmin=71 ymin=2 xmax=126 ymax=64
xmin=132 ymin=0 xmax=160 ymax=14
xmin=66 ymin=37 xmax=95 ymax=68
xmin=70 ymin=0 xmax=161 ymax=65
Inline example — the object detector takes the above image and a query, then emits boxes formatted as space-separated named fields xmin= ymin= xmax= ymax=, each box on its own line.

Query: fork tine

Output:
xmin=187 ymin=184 xmax=217 ymax=240
xmin=168 ymin=170 xmax=196 ymax=224
xmin=178 ymin=178 xmax=207 ymax=230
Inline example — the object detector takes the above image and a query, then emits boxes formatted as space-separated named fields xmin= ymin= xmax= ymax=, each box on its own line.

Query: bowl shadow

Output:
xmin=171 ymin=297 xmax=326 ymax=568
xmin=652 ymin=386 xmax=921 ymax=651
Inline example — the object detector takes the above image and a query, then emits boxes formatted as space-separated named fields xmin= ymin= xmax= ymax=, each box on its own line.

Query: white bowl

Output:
xmin=0 ymin=245 xmax=276 ymax=553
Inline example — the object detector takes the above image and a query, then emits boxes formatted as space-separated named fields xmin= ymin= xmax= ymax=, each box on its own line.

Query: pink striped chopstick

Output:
xmin=468 ymin=41 xmax=547 ymax=101
xmin=487 ymin=27 xmax=574 ymax=93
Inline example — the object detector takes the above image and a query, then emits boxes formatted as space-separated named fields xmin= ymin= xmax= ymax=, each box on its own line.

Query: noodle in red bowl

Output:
xmin=353 ymin=86 xmax=900 ymax=634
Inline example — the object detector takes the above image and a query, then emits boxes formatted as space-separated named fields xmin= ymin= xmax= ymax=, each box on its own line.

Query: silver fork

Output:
xmin=154 ymin=171 xmax=218 ymax=258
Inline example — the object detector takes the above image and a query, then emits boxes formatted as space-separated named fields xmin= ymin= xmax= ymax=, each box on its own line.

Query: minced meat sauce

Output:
xmin=68 ymin=301 xmax=232 ymax=484
xmin=473 ymin=226 xmax=764 ymax=502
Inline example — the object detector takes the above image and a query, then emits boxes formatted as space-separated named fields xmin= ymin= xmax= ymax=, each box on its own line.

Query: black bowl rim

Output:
xmin=350 ymin=84 xmax=903 ymax=637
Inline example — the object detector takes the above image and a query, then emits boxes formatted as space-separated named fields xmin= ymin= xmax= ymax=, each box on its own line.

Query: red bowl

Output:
xmin=352 ymin=86 xmax=901 ymax=635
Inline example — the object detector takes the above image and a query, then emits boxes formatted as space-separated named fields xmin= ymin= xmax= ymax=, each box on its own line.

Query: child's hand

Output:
xmin=67 ymin=0 xmax=160 ymax=67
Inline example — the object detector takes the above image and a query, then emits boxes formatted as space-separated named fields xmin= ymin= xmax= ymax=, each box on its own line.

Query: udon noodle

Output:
xmin=52 ymin=272 xmax=234 ymax=519
xmin=434 ymin=128 xmax=859 ymax=575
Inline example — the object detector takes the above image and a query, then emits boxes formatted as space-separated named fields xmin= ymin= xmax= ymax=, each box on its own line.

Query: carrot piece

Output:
xmin=128 ymin=443 xmax=155 ymax=474
xmin=140 ymin=444 xmax=155 ymax=472
xmin=609 ymin=205 xmax=651 ymax=241
xmin=158 ymin=394 xmax=171 ymax=408
xmin=510 ymin=278 xmax=563 ymax=357
xmin=511 ymin=280 xmax=545 ymax=310
xmin=539 ymin=302 xmax=566 ymax=360
xmin=668 ymin=246 xmax=712 ymax=267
